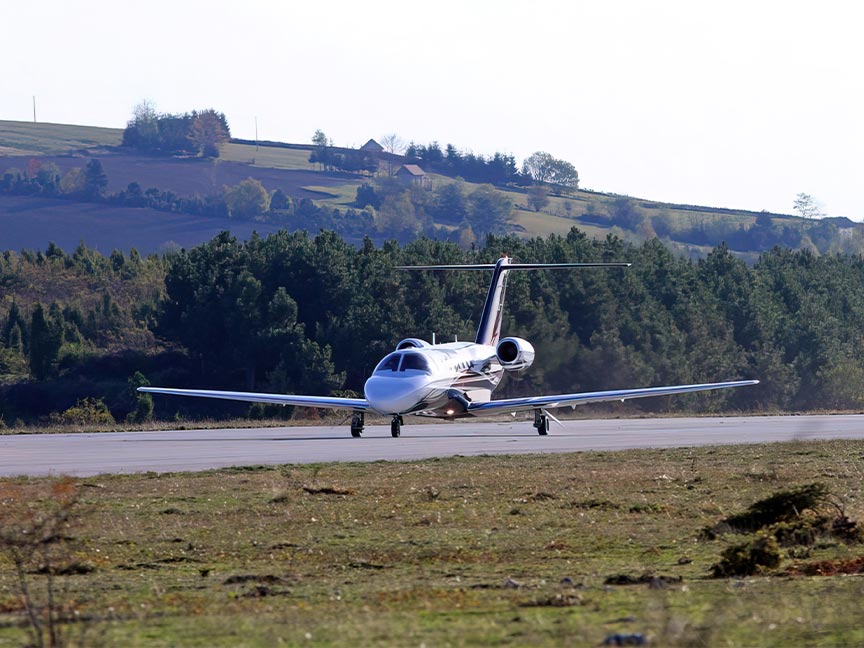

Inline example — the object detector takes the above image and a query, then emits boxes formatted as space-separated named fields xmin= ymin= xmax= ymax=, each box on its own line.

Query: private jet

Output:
xmin=140 ymin=256 xmax=758 ymax=437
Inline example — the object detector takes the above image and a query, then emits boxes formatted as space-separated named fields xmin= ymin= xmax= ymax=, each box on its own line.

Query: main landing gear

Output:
xmin=350 ymin=412 xmax=364 ymax=438
xmin=349 ymin=412 xmax=403 ymax=438
xmin=533 ymin=409 xmax=550 ymax=436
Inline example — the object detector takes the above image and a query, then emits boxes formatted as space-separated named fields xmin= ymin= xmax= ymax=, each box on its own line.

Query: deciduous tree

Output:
xmin=224 ymin=178 xmax=271 ymax=219
xmin=527 ymin=185 xmax=550 ymax=211
xmin=793 ymin=193 xmax=824 ymax=219
xmin=190 ymin=109 xmax=230 ymax=157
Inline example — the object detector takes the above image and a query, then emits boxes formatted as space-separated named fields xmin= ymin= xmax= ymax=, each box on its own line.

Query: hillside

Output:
xmin=0 ymin=195 xmax=289 ymax=254
xmin=1 ymin=119 xmax=861 ymax=258
xmin=0 ymin=120 xmax=122 ymax=155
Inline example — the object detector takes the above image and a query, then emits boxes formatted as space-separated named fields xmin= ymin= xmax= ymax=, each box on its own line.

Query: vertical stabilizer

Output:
xmin=475 ymin=256 xmax=512 ymax=346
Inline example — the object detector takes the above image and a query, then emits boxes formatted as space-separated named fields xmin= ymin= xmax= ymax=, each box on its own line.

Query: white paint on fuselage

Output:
xmin=363 ymin=342 xmax=504 ymax=416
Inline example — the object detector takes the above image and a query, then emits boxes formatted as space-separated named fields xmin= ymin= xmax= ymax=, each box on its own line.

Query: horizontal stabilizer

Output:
xmin=397 ymin=262 xmax=631 ymax=270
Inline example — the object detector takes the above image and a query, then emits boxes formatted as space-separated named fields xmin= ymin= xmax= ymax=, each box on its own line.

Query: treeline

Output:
xmin=404 ymin=141 xmax=521 ymax=186
xmin=0 ymin=160 xmax=508 ymax=244
xmin=0 ymin=161 xmax=385 ymax=239
xmin=122 ymin=103 xmax=230 ymax=158
xmin=4 ymin=229 xmax=864 ymax=425
xmin=400 ymin=142 xmax=579 ymax=193
xmin=354 ymin=176 xmax=512 ymax=243
xmin=598 ymin=198 xmax=864 ymax=256
xmin=308 ymin=146 xmax=378 ymax=175
xmin=0 ymin=243 xmax=165 ymax=425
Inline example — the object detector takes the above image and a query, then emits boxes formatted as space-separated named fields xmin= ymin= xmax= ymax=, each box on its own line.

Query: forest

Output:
xmin=1 ymin=227 xmax=863 ymax=426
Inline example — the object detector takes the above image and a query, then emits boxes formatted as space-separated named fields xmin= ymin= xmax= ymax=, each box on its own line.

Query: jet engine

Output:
xmin=496 ymin=337 xmax=535 ymax=371
xmin=395 ymin=338 xmax=430 ymax=350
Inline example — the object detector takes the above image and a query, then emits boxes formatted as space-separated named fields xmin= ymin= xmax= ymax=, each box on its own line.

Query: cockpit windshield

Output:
xmin=373 ymin=352 xmax=433 ymax=375
xmin=375 ymin=353 xmax=401 ymax=373
xmin=400 ymin=352 xmax=431 ymax=373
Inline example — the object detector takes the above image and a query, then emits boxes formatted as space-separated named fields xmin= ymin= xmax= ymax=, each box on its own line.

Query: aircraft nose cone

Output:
xmin=364 ymin=375 xmax=426 ymax=415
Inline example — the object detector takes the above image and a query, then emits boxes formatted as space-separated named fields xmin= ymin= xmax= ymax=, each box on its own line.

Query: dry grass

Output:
xmin=2 ymin=440 xmax=864 ymax=645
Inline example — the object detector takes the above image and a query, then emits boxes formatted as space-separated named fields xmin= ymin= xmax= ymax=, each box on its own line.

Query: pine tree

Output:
xmin=83 ymin=159 xmax=108 ymax=199
xmin=29 ymin=304 xmax=62 ymax=380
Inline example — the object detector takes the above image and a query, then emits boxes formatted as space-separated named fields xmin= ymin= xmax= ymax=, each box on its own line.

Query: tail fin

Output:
xmin=398 ymin=257 xmax=630 ymax=346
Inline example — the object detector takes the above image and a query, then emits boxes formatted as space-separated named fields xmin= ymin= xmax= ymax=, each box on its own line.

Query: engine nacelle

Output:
xmin=395 ymin=338 xmax=430 ymax=351
xmin=496 ymin=337 xmax=535 ymax=372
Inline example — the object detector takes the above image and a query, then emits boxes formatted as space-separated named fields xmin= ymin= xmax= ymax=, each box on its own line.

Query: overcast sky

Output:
xmin=3 ymin=0 xmax=861 ymax=219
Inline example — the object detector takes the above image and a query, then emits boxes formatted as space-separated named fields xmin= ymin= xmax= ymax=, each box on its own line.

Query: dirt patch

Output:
xmin=303 ymin=485 xmax=355 ymax=496
xmin=604 ymin=573 xmax=682 ymax=587
xmin=223 ymin=574 xmax=286 ymax=585
xmin=787 ymin=556 xmax=864 ymax=577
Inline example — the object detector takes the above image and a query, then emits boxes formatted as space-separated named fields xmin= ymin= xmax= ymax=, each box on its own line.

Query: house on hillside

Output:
xmin=396 ymin=164 xmax=431 ymax=189
xmin=360 ymin=139 xmax=384 ymax=153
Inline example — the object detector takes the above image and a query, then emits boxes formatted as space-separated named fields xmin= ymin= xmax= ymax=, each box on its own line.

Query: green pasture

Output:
xmin=302 ymin=183 xmax=362 ymax=205
xmin=0 ymin=120 xmax=122 ymax=155
xmin=2 ymin=440 xmax=864 ymax=646
xmin=220 ymin=143 xmax=317 ymax=171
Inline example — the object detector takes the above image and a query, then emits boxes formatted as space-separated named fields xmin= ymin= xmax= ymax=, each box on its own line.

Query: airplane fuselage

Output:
xmin=363 ymin=342 xmax=505 ymax=418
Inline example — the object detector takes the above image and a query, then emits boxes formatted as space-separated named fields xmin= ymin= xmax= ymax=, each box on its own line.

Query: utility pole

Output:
xmin=32 ymin=96 xmax=36 ymax=123
xmin=255 ymin=116 xmax=259 ymax=151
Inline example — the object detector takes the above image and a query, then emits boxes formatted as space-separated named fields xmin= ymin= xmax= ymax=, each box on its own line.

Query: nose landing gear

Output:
xmin=350 ymin=412 xmax=364 ymax=438
xmin=391 ymin=415 xmax=403 ymax=438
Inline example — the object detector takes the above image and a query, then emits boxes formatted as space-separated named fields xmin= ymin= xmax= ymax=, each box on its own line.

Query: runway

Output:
xmin=1 ymin=414 xmax=863 ymax=478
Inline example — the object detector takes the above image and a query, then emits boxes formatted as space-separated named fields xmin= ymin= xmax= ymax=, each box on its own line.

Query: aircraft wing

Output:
xmin=138 ymin=387 xmax=369 ymax=410
xmin=466 ymin=380 xmax=759 ymax=415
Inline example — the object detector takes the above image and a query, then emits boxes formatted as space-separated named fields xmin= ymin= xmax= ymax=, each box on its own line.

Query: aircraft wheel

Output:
xmin=350 ymin=412 xmax=364 ymax=438
xmin=537 ymin=417 xmax=549 ymax=436
xmin=533 ymin=410 xmax=550 ymax=436
xmin=391 ymin=415 xmax=402 ymax=438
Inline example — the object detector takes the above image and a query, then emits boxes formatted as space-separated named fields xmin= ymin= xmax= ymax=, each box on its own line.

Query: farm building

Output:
xmin=360 ymin=139 xmax=384 ymax=153
xmin=396 ymin=164 xmax=431 ymax=189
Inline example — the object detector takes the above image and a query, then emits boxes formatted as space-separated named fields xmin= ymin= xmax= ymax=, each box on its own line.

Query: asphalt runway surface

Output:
xmin=2 ymin=414 xmax=864 ymax=478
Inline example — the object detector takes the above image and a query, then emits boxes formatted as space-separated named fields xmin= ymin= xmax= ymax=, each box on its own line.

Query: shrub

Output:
xmin=703 ymin=483 xmax=830 ymax=538
xmin=711 ymin=533 xmax=782 ymax=577
xmin=52 ymin=397 xmax=115 ymax=425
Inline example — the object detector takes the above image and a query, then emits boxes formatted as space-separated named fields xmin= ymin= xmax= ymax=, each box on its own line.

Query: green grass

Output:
xmin=0 ymin=120 xmax=122 ymax=155
xmin=3 ymin=440 xmax=864 ymax=646
xmin=220 ymin=143 xmax=317 ymax=170
xmin=302 ymin=183 xmax=362 ymax=205
xmin=512 ymin=206 xmax=611 ymax=239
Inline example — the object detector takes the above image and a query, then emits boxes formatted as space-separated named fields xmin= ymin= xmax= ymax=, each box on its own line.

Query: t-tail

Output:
xmin=398 ymin=256 xmax=631 ymax=346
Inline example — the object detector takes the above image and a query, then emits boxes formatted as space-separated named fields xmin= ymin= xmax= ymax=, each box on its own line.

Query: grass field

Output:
xmin=512 ymin=206 xmax=614 ymax=239
xmin=0 ymin=120 xmax=122 ymax=155
xmin=2 ymin=440 xmax=864 ymax=646
xmin=220 ymin=143 xmax=318 ymax=171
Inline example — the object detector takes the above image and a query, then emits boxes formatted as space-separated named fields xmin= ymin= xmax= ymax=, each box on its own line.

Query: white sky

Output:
xmin=3 ymin=0 xmax=862 ymax=218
